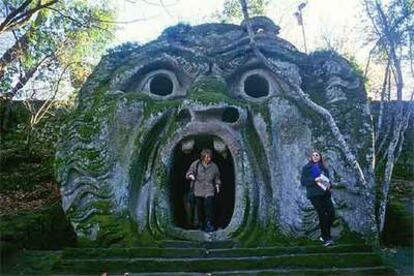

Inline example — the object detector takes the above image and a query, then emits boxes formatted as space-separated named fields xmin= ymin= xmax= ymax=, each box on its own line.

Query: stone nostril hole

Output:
xmin=177 ymin=109 xmax=191 ymax=125
xmin=222 ymin=107 xmax=240 ymax=123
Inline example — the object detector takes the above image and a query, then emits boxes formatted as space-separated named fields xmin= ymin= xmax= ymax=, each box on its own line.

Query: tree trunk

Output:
xmin=0 ymin=8 xmax=50 ymax=81
xmin=375 ymin=62 xmax=390 ymax=143
xmin=0 ymin=34 xmax=29 ymax=80
xmin=0 ymin=98 xmax=12 ymax=135
xmin=0 ymin=0 xmax=58 ymax=35
xmin=9 ymin=56 xmax=50 ymax=97
xmin=395 ymin=100 xmax=413 ymax=162
xmin=375 ymin=114 xmax=391 ymax=163
xmin=378 ymin=103 xmax=407 ymax=231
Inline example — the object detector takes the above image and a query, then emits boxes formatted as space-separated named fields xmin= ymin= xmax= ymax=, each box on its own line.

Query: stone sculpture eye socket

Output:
xmin=148 ymin=74 xmax=173 ymax=96
xmin=238 ymin=69 xmax=271 ymax=99
xmin=140 ymin=69 xmax=181 ymax=98
xmin=244 ymin=74 xmax=269 ymax=98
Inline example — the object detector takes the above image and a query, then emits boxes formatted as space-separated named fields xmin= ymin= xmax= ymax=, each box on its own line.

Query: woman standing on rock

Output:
xmin=301 ymin=150 xmax=335 ymax=246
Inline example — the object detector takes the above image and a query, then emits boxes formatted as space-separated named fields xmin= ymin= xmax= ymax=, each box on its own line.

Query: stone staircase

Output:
xmin=7 ymin=240 xmax=396 ymax=275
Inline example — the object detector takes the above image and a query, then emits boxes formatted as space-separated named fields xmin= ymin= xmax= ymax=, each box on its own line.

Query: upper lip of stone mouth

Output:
xmin=176 ymin=133 xmax=227 ymax=154
xmin=170 ymin=121 xmax=241 ymax=158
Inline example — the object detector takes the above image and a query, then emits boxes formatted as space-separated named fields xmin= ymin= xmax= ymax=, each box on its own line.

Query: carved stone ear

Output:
xmin=241 ymin=16 xmax=280 ymax=35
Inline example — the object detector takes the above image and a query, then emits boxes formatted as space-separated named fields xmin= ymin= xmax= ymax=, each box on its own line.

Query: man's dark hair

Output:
xmin=200 ymin=148 xmax=212 ymax=158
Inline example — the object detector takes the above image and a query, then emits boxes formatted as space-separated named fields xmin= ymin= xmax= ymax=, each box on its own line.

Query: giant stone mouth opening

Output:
xmin=169 ymin=135 xmax=235 ymax=230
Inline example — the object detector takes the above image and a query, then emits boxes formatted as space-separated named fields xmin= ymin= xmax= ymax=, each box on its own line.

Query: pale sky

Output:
xmin=1 ymin=0 xmax=411 ymax=99
xmin=113 ymin=0 xmax=363 ymax=55
xmin=112 ymin=0 xmax=413 ymax=99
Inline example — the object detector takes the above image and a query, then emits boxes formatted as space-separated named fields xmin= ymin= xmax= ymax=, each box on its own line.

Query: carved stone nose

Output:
xmin=189 ymin=74 xmax=228 ymax=95
xmin=193 ymin=106 xmax=240 ymax=123
xmin=179 ymin=73 xmax=246 ymax=127
xmin=178 ymin=106 xmax=242 ymax=125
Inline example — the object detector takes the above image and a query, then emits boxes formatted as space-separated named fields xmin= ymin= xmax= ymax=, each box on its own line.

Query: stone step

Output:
xmin=61 ymin=244 xmax=373 ymax=259
xmin=54 ymin=252 xmax=384 ymax=273
xmin=156 ymin=240 xmax=237 ymax=249
xmin=212 ymin=266 xmax=397 ymax=275
xmin=4 ymin=266 xmax=396 ymax=276
xmin=122 ymin=266 xmax=396 ymax=275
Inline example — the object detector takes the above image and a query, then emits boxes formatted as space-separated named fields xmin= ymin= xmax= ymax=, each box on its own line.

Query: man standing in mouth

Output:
xmin=186 ymin=148 xmax=221 ymax=232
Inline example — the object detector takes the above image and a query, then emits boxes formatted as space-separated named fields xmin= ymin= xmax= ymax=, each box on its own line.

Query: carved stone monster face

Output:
xmin=57 ymin=17 xmax=377 ymax=244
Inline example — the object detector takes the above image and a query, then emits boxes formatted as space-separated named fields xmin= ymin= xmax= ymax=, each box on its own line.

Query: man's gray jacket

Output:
xmin=186 ymin=160 xmax=221 ymax=197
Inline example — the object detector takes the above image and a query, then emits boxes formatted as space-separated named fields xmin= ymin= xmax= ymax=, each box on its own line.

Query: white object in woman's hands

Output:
xmin=315 ymin=174 xmax=330 ymax=191
xmin=188 ymin=174 xmax=195 ymax=181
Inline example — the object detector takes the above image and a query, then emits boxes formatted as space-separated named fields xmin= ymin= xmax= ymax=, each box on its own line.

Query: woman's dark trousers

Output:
xmin=195 ymin=196 xmax=214 ymax=229
xmin=310 ymin=193 xmax=335 ymax=240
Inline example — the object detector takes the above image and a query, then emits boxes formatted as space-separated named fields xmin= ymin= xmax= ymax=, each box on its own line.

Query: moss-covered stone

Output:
xmin=56 ymin=16 xmax=381 ymax=247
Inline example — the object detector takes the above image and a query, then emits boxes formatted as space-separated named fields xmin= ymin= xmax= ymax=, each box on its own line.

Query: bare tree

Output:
xmin=238 ymin=0 xmax=369 ymax=187
xmin=363 ymin=0 xmax=414 ymax=231
xmin=22 ymin=61 xmax=77 ymax=148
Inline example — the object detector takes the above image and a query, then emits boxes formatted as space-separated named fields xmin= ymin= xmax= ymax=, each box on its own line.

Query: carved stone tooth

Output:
xmin=181 ymin=138 xmax=195 ymax=154
xmin=214 ymin=138 xmax=228 ymax=158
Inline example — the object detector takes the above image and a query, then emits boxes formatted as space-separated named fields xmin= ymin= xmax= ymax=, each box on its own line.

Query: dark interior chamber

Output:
xmin=170 ymin=135 xmax=235 ymax=230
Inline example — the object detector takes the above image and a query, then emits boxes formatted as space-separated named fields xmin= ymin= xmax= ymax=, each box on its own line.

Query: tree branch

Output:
xmin=31 ymin=61 xmax=77 ymax=126
xmin=0 ymin=0 xmax=33 ymax=33
xmin=0 ymin=0 xmax=58 ymax=34
xmin=375 ymin=60 xmax=390 ymax=144
xmin=0 ymin=31 xmax=30 ymax=81
xmin=91 ymin=14 xmax=159 ymax=24
xmin=7 ymin=54 xmax=52 ymax=99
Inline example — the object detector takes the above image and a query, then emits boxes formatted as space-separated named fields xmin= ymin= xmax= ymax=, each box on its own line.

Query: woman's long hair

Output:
xmin=308 ymin=150 xmax=328 ymax=170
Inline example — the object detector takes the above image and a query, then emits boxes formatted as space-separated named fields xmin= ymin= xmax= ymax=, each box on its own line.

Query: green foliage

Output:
xmin=2 ymin=0 xmax=117 ymax=101
xmin=382 ymin=199 xmax=413 ymax=246
xmin=0 ymin=203 xmax=76 ymax=250
xmin=55 ymin=1 xmax=116 ymax=87
xmin=213 ymin=0 xmax=269 ymax=23
xmin=0 ymin=102 xmax=67 ymax=208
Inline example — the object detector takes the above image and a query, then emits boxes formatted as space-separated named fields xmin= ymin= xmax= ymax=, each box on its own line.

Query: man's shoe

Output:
xmin=205 ymin=221 xmax=215 ymax=232
xmin=323 ymin=239 xmax=334 ymax=246
xmin=319 ymin=236 xmax=325 ymax=243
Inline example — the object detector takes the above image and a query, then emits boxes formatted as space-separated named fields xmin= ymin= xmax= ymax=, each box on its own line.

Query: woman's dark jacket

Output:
xmin=301 ymin=162 xmax=330 ymax=199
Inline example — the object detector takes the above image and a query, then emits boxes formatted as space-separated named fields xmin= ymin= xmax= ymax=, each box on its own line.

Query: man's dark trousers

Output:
xmin=195 ymin=196 xmax=214 ymax=229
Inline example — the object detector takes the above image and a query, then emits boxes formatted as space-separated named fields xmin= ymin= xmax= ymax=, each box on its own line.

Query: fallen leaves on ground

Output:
xmin=0 ymin=182 xmax=61 ymax=216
